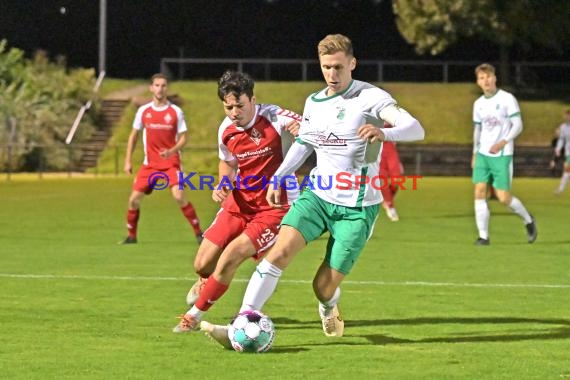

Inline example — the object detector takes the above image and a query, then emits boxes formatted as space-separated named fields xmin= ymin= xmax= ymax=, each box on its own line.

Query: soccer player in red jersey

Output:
xmin=120 ymin=73 xmax=203 ymax=244
xmin=380 ymin=122 xmax=404 ymax=221
xmin=173 ymin=70 xmax=301 ymax=333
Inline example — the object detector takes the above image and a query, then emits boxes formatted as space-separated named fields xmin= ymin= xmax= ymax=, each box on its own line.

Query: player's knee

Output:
xmin=193 ymin=256 xmax=213 ymax=277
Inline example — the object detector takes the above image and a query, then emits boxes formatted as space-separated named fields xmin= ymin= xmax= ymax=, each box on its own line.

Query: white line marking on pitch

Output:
xmin=0 ymin=273 xmax=568 ymax=289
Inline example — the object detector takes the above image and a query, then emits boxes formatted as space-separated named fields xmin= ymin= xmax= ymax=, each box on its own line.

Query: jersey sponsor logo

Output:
xmin=482 ymin=116 xmax=502 ymax=128
xmin=250 ymin=127 xmax=262 ymax=146
xmin=317 ymin=132 xmax=347 ymax=146
xmin=235 ymin=146 xmax=272 ymax=160
xmin=146 ymin=123 xmax=174 ymax=130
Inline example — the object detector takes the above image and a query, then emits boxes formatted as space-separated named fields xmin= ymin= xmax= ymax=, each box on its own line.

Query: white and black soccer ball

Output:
xmin=228 ymin=310 xmax=275 ymax=353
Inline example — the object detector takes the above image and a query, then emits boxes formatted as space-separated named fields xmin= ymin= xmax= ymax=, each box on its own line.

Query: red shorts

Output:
xmin=133 ymin=165 xmax=181 ymax=194
xmin=203 ymin=207 xmax=288 ymax=260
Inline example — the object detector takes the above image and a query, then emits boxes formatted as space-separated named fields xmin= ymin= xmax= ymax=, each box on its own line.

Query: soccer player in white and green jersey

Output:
xmin=471 ymin=63 xmax=537 ymax=246
xmin=199 ymin=34 xmax=424 ymax=342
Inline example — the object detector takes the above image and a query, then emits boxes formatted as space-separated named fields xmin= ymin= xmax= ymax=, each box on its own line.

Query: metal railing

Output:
xmin=0 ymin=143 xmax=557 ymax=181
xmin=160 ymin=58 xmax=570 ymax=84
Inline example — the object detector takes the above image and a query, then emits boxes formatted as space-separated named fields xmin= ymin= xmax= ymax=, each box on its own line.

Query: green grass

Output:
xmin=0 ymin=177 xmax=568 ymax=379
xmin=94 ymin=79 xmax=570 ymax=175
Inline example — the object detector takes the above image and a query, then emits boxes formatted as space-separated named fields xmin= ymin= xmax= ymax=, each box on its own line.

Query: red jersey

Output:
xmin=218 ymin=104 xmax=301 ymax=214
xmin=133 ymin=101 xmax=187 ymax=170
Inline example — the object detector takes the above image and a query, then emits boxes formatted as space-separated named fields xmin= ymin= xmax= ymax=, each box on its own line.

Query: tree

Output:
xmin=0 ymin=40 xmax=98 ymax=171
xmin=392 ymin=0 xmax=570 ymax=84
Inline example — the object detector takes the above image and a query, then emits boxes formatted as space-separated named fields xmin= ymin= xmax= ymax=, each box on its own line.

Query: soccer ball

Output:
xmin=228 ymin=310 xmax=275 ymax=353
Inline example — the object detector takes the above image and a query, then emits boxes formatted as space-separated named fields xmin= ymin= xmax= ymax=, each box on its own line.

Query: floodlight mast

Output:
xmin=98 ymin=0 xmax=106 ymax=75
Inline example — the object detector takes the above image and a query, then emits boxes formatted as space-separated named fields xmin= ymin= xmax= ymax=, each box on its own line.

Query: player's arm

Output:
xmin=266 ymin=141 xmax=314 ymax=208
xmin=472 ymin=121 xmax=481 ymax=167
xmin=276 ymin=108 xmax=302 ymax=137
xmin=490 ymin=114 xmax=522 ymax=154
xmin=124 ymin=128 xmax=139 ymax=174
xmin=213 ymin=159 xmax=237 ymax=203
xmin=357 ymin=104 xmax=424 ymax=143
xmin=160 ymin=132 xmax=187 ymax=159
xmin=554 ymin=130 xmax=565 ymax=157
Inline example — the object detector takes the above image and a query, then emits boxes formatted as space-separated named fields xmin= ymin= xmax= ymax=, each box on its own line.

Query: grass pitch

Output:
xmin=0 ymin=176 xmax=568 ymax=379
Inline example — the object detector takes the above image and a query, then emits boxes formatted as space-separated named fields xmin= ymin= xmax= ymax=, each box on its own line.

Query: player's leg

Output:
xmin=491 ymin=156 xmax=536 ymax=243
xmin=313 ymin=203 xmax=378 ymax=337
xmin=174 ymin=234 xmax=257 ymax=333
xmin=120 ymin=190 xmax=145 ymax=244
xmin=120 ymin=166 xmax=155 ymax=244
xmin=314 ymin=261 xmax=345 ymax=337
xmin=186 ymin=239 xmax=223 ymax=306
xmin=169 ymin=168 xmax=203 ymax=243
xmin=555 ymin=159 xmax=570 ymax=195
xmin=239 ymin=190 xmax=326 ymax=312
xmin=239 ymin=225 xmax=306 ymax=312
xmin=384 ymin=152 xmax=402 ymax=221
xmin=472 ymin=153 xmax=491 ymax=245
xmin=184 ymin=209 xmax=244 ymax=306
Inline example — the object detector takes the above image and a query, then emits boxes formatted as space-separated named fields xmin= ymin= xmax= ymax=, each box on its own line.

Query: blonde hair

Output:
xmin=317 ymin=34 xmax=353 ymax=57
xmin=474 ymin=63 xmax=495 ymax=77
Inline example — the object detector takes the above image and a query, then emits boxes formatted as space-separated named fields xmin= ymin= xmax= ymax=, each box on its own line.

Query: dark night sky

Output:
xmin=1 ymin=0 xmax=568 ymax=79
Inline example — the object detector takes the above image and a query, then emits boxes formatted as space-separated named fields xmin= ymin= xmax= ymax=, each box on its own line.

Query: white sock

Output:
xmin=319 ymin=287 xmax=341 ymax=318
xmin=558 ymin=173 xmax=570 ymax=192
xmin=239 ymin=259 xmax=282 ymax=313
xmin=508 ymin=197 xmax=532 ymax=224
xmin=474 ymin=199 xmax=490 ymax=239
xmin=187 ymin=306 xmax=204 ymax=320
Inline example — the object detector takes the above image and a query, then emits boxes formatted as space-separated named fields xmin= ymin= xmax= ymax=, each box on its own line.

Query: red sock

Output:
xmin=381 ymin=186 xmax=394 ymax=208
xmin=126 ymin=209 xmax=140 ymax=238
xmin=181 ymin=202 xmax=202 ymax=235
xmin=195 ymin=276 xmax=229 ymax=312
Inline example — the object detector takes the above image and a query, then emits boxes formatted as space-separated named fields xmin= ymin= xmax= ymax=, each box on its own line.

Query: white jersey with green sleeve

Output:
xmin=473 ymin=89 xmax=522 ymax=157
xmin=297 ymin=80 xmax=396 ymax=207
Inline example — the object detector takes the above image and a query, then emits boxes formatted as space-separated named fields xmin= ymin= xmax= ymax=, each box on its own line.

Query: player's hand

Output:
xmin=357 ymin=124 xmax=385 ymax=143
xmin=124 ymin=162 xmax=132 ymax=175
xmin=212 ymin=186 xmax=231 ymax=203
xmin=489 ymin=140 xmax=507 ymax=154
xmin=285 ymin=120 xmax=300 ymax=136
xmin=159 ymin=149 xmax=172 ymax=159
xmin=555 ymin=149 xmax=561 ymax=158
xmin=471 ymin=154 xmax=476 ymax=169
xmin=266 ymin=187 xmax=284 ymax=208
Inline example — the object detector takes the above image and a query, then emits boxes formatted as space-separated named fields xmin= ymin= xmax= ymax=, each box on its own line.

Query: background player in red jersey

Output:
xmin=173 ymin=70 xmax=300 ymax=333
xmin=380 ymin=122 xmax=404 ymax=221
xmin=120 ymin=73 xmax=203 ymax=244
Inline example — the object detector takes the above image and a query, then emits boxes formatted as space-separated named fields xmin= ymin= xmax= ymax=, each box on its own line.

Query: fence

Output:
xmin=0 ymin=143 xmax=558 ymax=181
xmin=160 ymin=58 xmax=570 ymax=85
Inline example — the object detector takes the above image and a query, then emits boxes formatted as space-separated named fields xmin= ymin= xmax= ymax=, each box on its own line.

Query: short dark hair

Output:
xmin=217 ymin=70 xmax=254 ymax=101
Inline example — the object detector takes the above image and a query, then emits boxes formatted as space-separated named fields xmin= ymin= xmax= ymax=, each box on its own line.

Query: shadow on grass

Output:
xmin=273 ymin=316 xmax=570 ymax=346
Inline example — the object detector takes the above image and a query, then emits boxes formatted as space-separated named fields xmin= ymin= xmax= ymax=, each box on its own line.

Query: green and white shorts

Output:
xmin=281 ymin=189 xmax=379 ymax=275
xmin=472 ymin=153 xmax=513 ymax=191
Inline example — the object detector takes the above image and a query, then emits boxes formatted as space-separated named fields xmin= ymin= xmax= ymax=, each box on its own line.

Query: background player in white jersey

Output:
xmin=471 ymin=63 xmax=537 ymax=245
xmin=201 ymin=34 xmax=424 ymax=343
xmin=554 ymin=109 xmax=570 ymax=195
xmin=173 ymin=71 xmax=301 ymax=333
xmin=120 ymin=73 xmax=203 ymax=244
